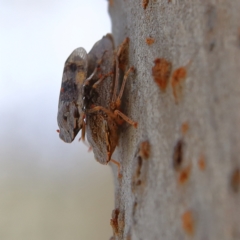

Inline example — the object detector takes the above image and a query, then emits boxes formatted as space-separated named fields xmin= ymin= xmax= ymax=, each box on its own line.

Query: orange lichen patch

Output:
xmin=110 ymin=209 xmax=120 ymax=235
xmin=171 ymin=67 xmax=187 ymax=103
xmin=108 ymin=0 xmax=114 ymax=7
xmin=173 ymin=139 xmax=184 ymax=170
xmin=178 ymin=165 xmax=191 ymax=184
xmin=181 ymin=122 xmax=189 ymax=135
xmin=145 ymin=37 xmax=155 ymax=45
xmin=182 ymin=210 xmax=195 ymax=236
xmin=139 ymin=141 xmax=151 ymax=159
xmin=230 ymin=168 xmax=240 ymax=193
xmin=142 ymin=0 xmax=149 ymax=9
xmin=152 ymin=58 xmax=172 ymax=92
xmin=198 ymin=155 xmax=206 ymax=171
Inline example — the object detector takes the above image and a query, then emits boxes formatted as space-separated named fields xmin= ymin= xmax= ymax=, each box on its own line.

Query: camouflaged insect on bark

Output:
xmin=84 ymin=34 xmax=119 ymax=164
xmin=57 ymin=34 xmax=137 ymax=169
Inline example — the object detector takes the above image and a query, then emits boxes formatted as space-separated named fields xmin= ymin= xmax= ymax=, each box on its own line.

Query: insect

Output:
xmin=57 ymin=34 xmax=137 ymax=177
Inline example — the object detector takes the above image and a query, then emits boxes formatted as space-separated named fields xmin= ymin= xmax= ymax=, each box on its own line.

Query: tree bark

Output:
xmin=108 ymin=0 xmax=240 ymax=240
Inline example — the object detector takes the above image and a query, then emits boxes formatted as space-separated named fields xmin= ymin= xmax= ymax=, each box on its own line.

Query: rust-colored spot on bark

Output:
xmin=173 ymin=139 xmax=184 ymax=170
xmin=127 ymin=234 xmax=131 ymax=240
xmin=145 ymin=37 xmax=155 ymax=45
xmin=60 ymin=87 xmax=64 ymax=93
xmin=133 ymin=201 xmax=137 ymax=215
xmin=110 ymin=209 xmax=119 ymax=235
xmin=136 ymin=156 xmax=143 ymax=178
xmin=142 ymin=0 xmax=149 ymax=9
xmin=110 ymin=208 xmax=124 ymax=236
xmin=198 ymin=155 xmax=206 ymax=171
xmin=152 ymin=58 xmax=172 ymax=92
xmin=108 ymin=0 xmax=114 ymax=7
xmin=178 ymin=165 xmax=191 ymax=184
xmin=56 ymin=129 xmax=60 ymax=133
xmin=140 ymin=141 xmax=151 ymax=159
xmin=171 ymin=67 xmax=187 ymax=103
xmin=182 ymin=210 xmax=195 ymax=236
xmin=136 ymin=180 xmax=142 ymax=186
xmin=118 ymin=219 xmax=125 ymax=237
xmin=132 ymin=141 xmax=149 ymax=193
xmin=230 ymin=168 xmax=240 ymax=193
xmin=181 ymin=122 xmax=189 ymax=135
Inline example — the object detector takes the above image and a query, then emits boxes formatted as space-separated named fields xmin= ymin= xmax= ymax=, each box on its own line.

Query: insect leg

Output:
xmin=81 ymin=120 xmax=86 ymax=142
xmin=78 ymin=121 xmax=92 ymax=151
xmin=87 ymin=106 xmax=116 ymax=119
xmin=102 ymin=119 xmax=117 ymax=165
xmin=84 ymin=50 xmax=108 ymax=85
xmin=111 ymin=38 xmax=129 ymax=105
xmin=114 ymin=110 xmax=138 ymax=128
xmin=109 ymin=159 xmax=122 ymax=178
xmin=103 ymin=120 xmax=111 ymax=155
xmin=92 ymin=71 xmax=114 ymax=88
xmin=115 ymin=66 xmax=134 ymax=108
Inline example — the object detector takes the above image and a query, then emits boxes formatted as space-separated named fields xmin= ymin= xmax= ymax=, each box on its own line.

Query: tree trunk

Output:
xmin=108 ymin=0 xmax=240 ymax=239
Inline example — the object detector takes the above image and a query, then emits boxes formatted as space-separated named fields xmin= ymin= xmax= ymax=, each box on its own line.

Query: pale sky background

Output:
xmin=0 ymin=1 xmax=114 ymax=239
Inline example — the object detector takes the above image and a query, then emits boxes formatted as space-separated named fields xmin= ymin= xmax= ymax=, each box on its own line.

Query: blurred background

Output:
xmin=0 ymin=0 xmax=114 ymax=239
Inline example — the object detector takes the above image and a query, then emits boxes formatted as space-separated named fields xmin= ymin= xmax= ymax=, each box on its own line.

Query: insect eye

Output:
xmin=69 ymin=63 xmax=77 ymax=72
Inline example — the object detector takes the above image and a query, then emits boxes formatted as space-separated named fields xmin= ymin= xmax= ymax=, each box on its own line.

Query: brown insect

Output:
xmin=57 ymin=34 xmax=137 ymax=177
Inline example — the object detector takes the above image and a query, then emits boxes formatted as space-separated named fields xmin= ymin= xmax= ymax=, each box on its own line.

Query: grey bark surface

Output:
xmin=108 ymin=0 xmax=240 ymax=240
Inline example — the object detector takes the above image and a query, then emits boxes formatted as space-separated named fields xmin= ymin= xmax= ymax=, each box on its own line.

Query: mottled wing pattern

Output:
xmin=86 ymin=34 xmax=115 ymax=109
xmin=86 ymin=113 xmax=119 ymax=164
xmin=85 ymin=34 xmax=119 ymax=163
xmin=57 ymin=47 xmax=88 ymax=143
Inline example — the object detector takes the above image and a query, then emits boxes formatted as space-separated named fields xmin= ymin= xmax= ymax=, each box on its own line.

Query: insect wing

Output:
xmin=57 ymin=47 xmax=88 ymax=143
xmin=86 ymin=34 xmax=115 ymax=109
xmin=86 ymin=113 xmax=119 ymax=164
xmin=87 ymin=34 xmax=114 ymax=79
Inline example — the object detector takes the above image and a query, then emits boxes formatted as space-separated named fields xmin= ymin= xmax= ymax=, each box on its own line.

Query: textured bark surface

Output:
xmin=108 ymin=0 xmax=240 ymax=239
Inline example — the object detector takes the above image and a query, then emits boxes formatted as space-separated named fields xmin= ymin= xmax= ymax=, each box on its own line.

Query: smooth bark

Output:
xmin=108 ymin=0 xmax=240 ymax=239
